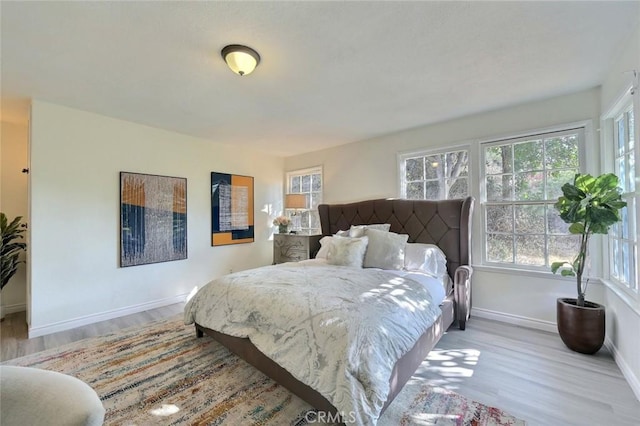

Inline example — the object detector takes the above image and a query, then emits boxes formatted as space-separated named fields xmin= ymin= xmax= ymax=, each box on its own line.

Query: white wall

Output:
xmin=601 ymin=24 xmax=640 ymax=113
xmin=600 ymin=22 xmax=640 ymax=399
xmin=0 ymin=120 xmax=29 ymax=315
xmin=29 ymin=101 xmax=284 ymax=336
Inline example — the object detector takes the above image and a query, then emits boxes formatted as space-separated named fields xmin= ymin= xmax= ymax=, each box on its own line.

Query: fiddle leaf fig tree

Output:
xmin=551 ymin=173 xmax=626 ymax=307
xmin=1 ymin=213 xmax=27 ymax=291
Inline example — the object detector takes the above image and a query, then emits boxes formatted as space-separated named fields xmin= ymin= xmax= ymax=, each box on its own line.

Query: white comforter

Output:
xmin=184 ymin=262 xmax=442 ymax=425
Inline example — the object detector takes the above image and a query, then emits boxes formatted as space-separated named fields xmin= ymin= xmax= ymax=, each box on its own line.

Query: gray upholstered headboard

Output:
xmin=318 ymin=197 xmax=474 ymax=278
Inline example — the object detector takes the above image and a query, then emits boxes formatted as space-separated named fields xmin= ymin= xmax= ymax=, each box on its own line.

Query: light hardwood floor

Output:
xmin=1 ymin=305 xmax=638 ymax=425
xmin=0 ymin=304 xmax=184 ymax=362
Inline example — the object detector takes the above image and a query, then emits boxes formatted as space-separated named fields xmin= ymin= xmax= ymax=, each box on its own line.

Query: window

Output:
xmin=610 ymin=105 xmax=637 ymax=291
xmin=400 ymin=148 xmax=469 ymax=200
xmin=481 ymin=128 xmax=584 ymax=269
xmin=286 ymin=166 xmax=322 ymax=234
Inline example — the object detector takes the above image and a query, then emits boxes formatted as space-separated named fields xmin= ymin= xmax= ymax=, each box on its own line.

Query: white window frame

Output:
xmin=398 ymin=144 xmax=471 ymax=200
xmin=602 ymin=87 xmax=639 ymax=300
xmin=479 ymin=123 xmax=588 ymax=272
xmin=285 ymin=166 xmax=323 ymax=234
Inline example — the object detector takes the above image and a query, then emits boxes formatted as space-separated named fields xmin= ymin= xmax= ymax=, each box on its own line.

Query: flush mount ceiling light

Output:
xmin=221 ymin=44 xmax=260 ymax=76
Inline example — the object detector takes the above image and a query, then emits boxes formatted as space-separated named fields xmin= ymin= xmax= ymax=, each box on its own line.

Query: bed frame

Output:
xmin=195 ymin=197 xmax=474 ymax=420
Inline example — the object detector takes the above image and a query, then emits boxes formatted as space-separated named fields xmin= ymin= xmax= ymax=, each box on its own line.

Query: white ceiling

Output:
xmin=2 ymin=1 xmax=638 ymax=156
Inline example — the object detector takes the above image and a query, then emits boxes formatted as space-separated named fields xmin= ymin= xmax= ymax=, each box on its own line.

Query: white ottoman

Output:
xmin=0 ymin=366 xmax=105 ymax=426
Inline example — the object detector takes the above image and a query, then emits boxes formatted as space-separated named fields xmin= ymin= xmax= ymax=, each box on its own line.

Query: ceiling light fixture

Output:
xmin=221 ymin=44 xmax=260 ymax=76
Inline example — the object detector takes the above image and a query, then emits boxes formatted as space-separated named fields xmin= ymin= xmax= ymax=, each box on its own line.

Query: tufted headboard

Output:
xmin=318 ymin=197 xmax=474 ymax=278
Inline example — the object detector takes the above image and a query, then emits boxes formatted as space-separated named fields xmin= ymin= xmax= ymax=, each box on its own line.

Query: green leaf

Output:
xmin=551 ymin=261 xmax=576 ymax=276
xmin=568 ymin=223 xmax=585 ymax=234
xmin=600 ymin=190 xmax=622 ymax=204
xmin=589 ymin=208 xmax=619 ymax=228
xmin=574 ymin=174 xmax=595 ymax=191
xmin=561 ymin=184 xmax=582 ymax=200
xmin=551 ymin=262 xmax=566 ymax=273
xmin=594 ymin=173 xmax=619 ymax=191
xmin=560 ymin=202 xmax=582 ymax=224
xmin=589 ymin=223 xmax=609 ymax=234
xmin=607 ymin=200 xmax=627 ymax=210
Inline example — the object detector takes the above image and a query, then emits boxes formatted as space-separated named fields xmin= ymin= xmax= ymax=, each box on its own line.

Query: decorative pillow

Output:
xmin=326 ymin=236 xmax=369 ymax=268
xmin=316 ymin=234 xmax=358 ymax=259
xmin=362 ymin=228 xmax=408 ymax=270
xmin=349 ymin=223 xmax=391 ymax=237
xmin=404 ymin=243 xmax=448 ymax=279
xmin=315 ymin=236 xmax=333 ymax=259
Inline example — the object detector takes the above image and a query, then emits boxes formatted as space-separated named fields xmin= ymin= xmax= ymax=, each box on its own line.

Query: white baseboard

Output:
xmin=0 ymin=303 xmax=27 ymax=316
xmin=605 ymin=337 xmax=640 ymax=402
xmin=470 ymin=307 xmax=557 ymax=333
xmin=28 ymin=294 xmax=188 ymax=338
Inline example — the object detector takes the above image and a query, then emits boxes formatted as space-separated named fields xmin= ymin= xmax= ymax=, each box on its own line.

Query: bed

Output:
xmin=185 ymin=197 xmax=474 ymax=424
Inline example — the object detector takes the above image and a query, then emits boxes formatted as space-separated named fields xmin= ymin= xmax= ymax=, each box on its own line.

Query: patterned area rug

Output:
xmin=4 ymin=315 xmax=525 ymax=425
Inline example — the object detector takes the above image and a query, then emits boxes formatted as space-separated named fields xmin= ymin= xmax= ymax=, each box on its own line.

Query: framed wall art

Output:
xmin=211 ymin=172 xmax=254 ymax=246
xmin=120 ymin=172 xmax=187 ymax=267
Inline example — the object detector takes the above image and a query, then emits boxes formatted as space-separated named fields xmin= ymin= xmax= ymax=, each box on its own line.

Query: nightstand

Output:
xmin=273 ymin=234 xmax=322 ymax=264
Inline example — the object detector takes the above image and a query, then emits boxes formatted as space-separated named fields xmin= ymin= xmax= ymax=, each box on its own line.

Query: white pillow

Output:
xmin=326 ymin=236 xmax=369 ymax=268
xmin=349 ymin=223 xmax=391 ymax=237
xmin=316 ymin=235 xmax=354 ymax=259
xmin=315 ymin=236 xmax=333 ymax=259
xmin=316 ymin=225 xmax=391 ymax=261
xmin=362 ymin=228 xmax=408 ymax=270
xmin=404 ymin=243 xmax=448 ymax=278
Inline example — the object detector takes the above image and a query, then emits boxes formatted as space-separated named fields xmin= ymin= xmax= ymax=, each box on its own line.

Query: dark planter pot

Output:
xmin=556 ymin=298 xmax=605 ymax=355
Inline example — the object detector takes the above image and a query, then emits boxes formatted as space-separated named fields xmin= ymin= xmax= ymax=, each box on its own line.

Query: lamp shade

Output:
xmin=221 ymin=45 xmax=260 ymax=76
xmin=285 ymin=194 xmax=307 ymax=209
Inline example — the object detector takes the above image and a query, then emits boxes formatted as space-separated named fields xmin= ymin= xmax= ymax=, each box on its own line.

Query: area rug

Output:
xmin=4 ymin=315 xmax=525 ymax=425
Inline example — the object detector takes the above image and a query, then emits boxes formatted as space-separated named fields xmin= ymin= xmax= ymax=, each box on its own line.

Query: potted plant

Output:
xmin=551 ymin=173 xmax=626 ymax=354
xmin=1 ymin=213 xmax=27 ymax=319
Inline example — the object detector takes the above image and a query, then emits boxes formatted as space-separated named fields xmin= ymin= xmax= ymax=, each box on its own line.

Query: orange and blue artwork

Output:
xmin=211 ymin=172 xmax=254 ymax=246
